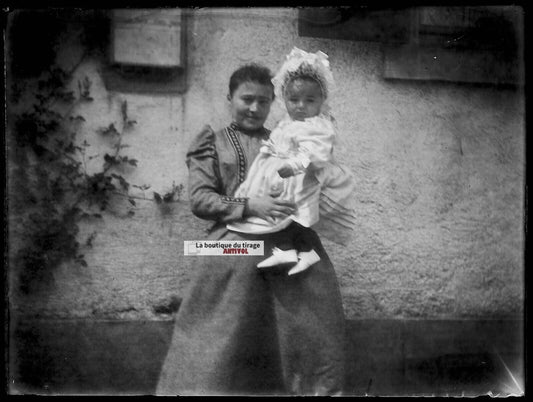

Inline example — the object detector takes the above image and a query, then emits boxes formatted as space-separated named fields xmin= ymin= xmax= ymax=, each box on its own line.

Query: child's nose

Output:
xmin=249 ymin=101 xmax=258 ymax=112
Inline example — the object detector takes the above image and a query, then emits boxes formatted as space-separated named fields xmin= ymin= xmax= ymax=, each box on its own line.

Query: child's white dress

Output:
xmin=227 ymin=114 xmax=356 ymax=244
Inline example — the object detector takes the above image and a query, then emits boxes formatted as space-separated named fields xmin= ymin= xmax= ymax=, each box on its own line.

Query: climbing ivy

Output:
xmin=9 ymin=65 xmax=139 ymax=293
xmin=7 ymin=10 xmax=184 ymax=293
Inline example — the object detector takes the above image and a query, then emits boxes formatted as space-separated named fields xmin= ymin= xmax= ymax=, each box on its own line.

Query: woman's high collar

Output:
xmin=229 ymin=122 xmax=269 ymax=138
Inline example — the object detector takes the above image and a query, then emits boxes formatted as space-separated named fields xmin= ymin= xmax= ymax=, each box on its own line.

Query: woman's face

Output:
xmin=284 ymin=78 xmax=324 ymax=121
xmin=229 ymin=81 xmax=273 ymax=131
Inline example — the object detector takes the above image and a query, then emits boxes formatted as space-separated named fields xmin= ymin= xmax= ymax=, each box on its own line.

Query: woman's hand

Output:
xmin=245 ymin=195 xmax=296 ymax=224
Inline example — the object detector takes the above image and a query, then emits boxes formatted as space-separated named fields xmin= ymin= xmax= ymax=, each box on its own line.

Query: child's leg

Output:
xmin=287 ymin=225 xmax=321 ymax=275
xmin=287 ymin=250 xmax=320 ymax=275
xmin=257 ymin=225 xmax=298 ymax=268
xmin=291 ymin=224 xmax=314 ymax=253
xmin=273 ymin=226 xmax=297 ymax=251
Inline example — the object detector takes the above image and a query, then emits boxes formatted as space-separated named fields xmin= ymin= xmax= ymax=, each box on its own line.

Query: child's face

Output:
xmin=229 ymin=81 xmax=273 ymax=131
xmin=284 ymin=78 xmax=324 ymax=121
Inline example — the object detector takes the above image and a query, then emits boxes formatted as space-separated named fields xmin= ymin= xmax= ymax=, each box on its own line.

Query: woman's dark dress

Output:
xmin=156 ymin=123 xmax=347 ymax=395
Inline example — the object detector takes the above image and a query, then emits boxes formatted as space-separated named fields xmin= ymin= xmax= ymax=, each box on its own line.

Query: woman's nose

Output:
xmin=249 ymin=101 xmax=258 ymax=112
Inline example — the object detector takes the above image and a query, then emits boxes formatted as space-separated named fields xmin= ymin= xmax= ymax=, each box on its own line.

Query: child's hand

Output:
xmin=278 ymin=164 xmax=294 ymax=178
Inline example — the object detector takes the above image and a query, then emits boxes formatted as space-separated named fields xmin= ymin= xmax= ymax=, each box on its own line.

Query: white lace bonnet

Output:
xmin=272 ymin=47 xmax=335 ymax=107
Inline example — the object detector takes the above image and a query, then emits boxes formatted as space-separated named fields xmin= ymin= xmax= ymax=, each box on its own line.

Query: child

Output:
xmin=227 ymin=47 xmax=356 ymax=275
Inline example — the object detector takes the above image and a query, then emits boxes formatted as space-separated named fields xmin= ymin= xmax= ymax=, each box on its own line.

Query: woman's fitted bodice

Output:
xmin=186 ymin=122 xmax=269 ymax=236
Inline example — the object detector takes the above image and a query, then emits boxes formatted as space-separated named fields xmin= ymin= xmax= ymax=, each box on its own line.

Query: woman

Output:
xmin=156 ymin=63 xmax=347 ymax=396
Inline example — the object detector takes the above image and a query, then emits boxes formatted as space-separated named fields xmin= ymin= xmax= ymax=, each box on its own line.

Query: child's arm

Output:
xmin=278 ymin=163 xmax=298 ymax=178
xmin=277 ymin=119 xmax=336 ymax=178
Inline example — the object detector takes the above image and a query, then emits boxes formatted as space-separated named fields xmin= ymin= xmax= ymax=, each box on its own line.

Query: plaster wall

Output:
xmin=9 ymin=8 xmax=524 ymax=320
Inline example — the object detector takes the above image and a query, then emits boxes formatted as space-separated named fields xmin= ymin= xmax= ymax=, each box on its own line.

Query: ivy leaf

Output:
xmin=77 ymin=77 xmax=93 ymax=101
xmin=58 ymin=91 xmax=75 ymax=102
xmin=163 ymin=192 xmax=174 ymax=202
xmin=128 ymin=198 xmax=136 ymax=206
xmin=104 ymin=153 xmax=120 ymax=167
xmin=85 ymin=232 xmax=97 ymax=248
xmin=45 ymin=109 xmax=64 ymax=121
xmin=80 ymin=212 xmax=103 ymax=220
xmin=98 ymin=124 xmax=119 ymax=137
xmin=100 ymin=201 xmax=108 ymax=211
xmin=121 ymin=100 xmax=128 ymax=124
xmin=128 ymin=159 xmax=138 ymax=167
xmin=153 ymin=192 xmax=162 ymax=204
xmin=133 ymin=184 xmax=151 ymax=190
xmin=82 ymin=76 xmax=92 ymax=91
xmin=114 ymin=174 xmax=129 ymax=191
xmin=125 ymin=120 xmax=137 ymax=130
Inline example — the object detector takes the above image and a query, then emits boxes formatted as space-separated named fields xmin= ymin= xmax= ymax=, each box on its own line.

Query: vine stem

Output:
xmin=110 ymin=191 xmax=177 ymax=203
xmin=47 ymin=50 xmax=88 ymax=112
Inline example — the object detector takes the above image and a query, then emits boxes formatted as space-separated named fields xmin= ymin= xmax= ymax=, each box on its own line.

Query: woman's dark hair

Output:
xmin=228 ymin=63 xmax=275 ymax=99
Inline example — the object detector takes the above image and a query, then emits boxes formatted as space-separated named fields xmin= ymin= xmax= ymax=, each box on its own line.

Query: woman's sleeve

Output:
xmin=186 ymin=125 xmax=247 ymax=223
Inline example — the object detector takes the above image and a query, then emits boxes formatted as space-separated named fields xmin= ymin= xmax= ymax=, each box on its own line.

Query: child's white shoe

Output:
xmin=257 ymin=248 xmax=298 ymax=268
xmin=287 ymin=250 xmax=321 ymax=276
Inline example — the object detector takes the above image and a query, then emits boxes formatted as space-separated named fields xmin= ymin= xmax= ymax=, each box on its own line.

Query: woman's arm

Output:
xmin=187 ymin=126 xmax=296 ymax=223
xmin=186 ymin=126 xmax=248 ymax=223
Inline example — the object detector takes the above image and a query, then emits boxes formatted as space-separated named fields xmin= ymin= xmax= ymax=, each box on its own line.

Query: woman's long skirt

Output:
xmin=156 ymin=228 xmax=346 ymax=396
